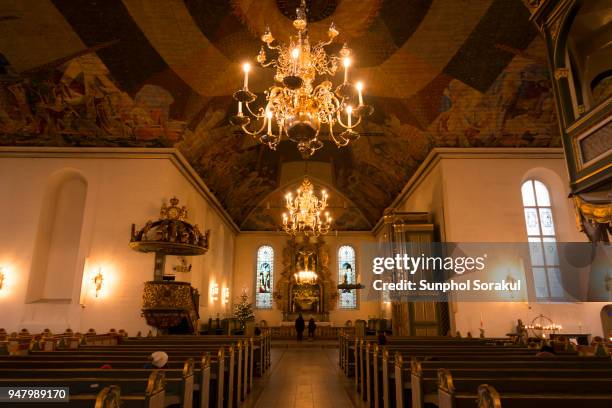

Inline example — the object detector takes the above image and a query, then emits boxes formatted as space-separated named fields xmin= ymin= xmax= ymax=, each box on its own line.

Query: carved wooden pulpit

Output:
xmin=130 ymin=197 xmax=209 ymax=334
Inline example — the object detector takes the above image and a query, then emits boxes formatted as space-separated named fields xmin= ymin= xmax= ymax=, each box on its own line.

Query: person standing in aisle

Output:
xmin=295 ymin=313 xmax=305 ymax=341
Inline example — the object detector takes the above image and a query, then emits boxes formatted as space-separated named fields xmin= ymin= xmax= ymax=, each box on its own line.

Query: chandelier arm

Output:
xmin=319 ymin=67 xmax=337 ymax=76
xmin=244 ymin=102 xmax=265 ymax=119
xmin=259 ymin=61 xmax=276 ymax=68
xmin=328 ymin=121 xmax=349 ymax=147
xmin=264 ymin=126 xmax=282 ymax=147
xmin=328 ymin=118 xmax=335 ymax=138
xmin=265 ymin=42 xmax=281 ymax=51
xmin=241 ymin=116 xmax=267 ymax=137
xmin=336 ymin=111 xmax=362 ymax=129
xmin=333 ymin=137 xmax=350 ymax=147
xmin=317 ymin=39 xmax=334 ymax=48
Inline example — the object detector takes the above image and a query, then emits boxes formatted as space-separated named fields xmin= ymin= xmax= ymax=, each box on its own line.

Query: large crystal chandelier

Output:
xmin=230 ymin=0 xmax=373 ymax=159
xmin=283 ymin=177 xmax=331 ymax=237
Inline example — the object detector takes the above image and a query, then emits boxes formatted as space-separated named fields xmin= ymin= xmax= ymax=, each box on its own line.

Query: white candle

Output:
xmin=346 ymin=105 xmax=353 ymax=127
xmin=242 ymin=62 xmax=251 ymax=89
xmin=343 ymin=57 xmax=350 ymax=83
xmin=356 ymin=82 xmax=364 ymax=105
xmin=292 ymin=48 xmax=300 ymax=74
xmin=238 ymin=101 xmax=242 ymax=115
xmin=267 ymin=110 xmax=273 ymax=134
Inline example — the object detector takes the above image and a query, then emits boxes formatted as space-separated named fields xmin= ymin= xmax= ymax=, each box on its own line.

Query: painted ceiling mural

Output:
xmin=0 ymin=0 xmax=560 ymax=231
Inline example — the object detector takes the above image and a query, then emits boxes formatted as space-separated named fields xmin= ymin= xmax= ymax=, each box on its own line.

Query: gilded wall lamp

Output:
xmin=93 ymin=267 xmax=104 ymax=298
xmin=222 ymin=287 xmax=230 ymax=305
xmin=210 ymin=283 xmax=220 ymax=302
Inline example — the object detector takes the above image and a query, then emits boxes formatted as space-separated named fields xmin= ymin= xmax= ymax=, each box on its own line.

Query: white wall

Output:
xmin=1 ymin=147 xmax=605 ymax=338
xmin=0 ymin=148 xmax=236 ymax=335
xmin=389 ymin=149 xmax=608 ymax=338
xmin=233 ymin=232 xmax=379 ymax=326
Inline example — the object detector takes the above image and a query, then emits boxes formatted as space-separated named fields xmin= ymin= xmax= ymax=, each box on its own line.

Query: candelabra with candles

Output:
xmin=294 ymin=251 xmax=318 ymax=285
xmin=283 ymin=177 xmax=331 ymax=237
xmin=230 ymin=0 xmax=373 ymax=159
xmin=525 ymin=314 xmax=562 ymax=339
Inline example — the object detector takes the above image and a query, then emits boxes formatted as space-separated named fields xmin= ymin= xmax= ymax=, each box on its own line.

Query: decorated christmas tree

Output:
xmin=233 ymin=293 xmax=255 ymax=329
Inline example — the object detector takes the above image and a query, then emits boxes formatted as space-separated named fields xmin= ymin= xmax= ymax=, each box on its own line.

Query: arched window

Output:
xmin=521 ymin=180 xmax=563 ymax=300
xmin=255 ymin=246 xmax=274 ymax=309
xmin=28 ymin=169 xmax=87 ymax=303
xmin=338 ymin=245 xmax=357 ymax=309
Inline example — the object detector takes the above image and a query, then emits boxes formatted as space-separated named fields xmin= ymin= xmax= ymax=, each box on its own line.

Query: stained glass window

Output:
xmin=521 ymin=180 xmax=562 ymax=300
xmin=338 ymin=245 xmax=357 ymax=309
xmin=255 ymin=245 xmax=273 ymax=309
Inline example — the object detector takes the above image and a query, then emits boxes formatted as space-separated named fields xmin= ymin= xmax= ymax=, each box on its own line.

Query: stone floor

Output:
xmin=247 ymin=347 xmax=358 ymax=408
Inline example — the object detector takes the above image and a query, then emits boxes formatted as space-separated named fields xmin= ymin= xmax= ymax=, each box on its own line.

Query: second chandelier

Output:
xmin=282 ymin=177 xmax=332 ymax=237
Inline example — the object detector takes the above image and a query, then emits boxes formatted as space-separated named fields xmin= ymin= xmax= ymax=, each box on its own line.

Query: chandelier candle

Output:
xmin=242 ymin=63 xmax=250 ymax=89
xmin=292 ymin=48 xmax=299 ymax=74
xmin=356 ymin=82 xmax=364 ymax=105
xmin=230 ymin=0 xmax=373 ymax=159
xmin=267 ymin=111 xmax=273 ymax=134
xmin=343 ymin=57 xmax=350 ymax=83
xmin=347 ymin=106 xmax=353 ymax=128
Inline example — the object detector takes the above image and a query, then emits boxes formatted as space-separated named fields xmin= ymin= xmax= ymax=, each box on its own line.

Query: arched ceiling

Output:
xmin=0 ymin=0 xmax=561 ymax=231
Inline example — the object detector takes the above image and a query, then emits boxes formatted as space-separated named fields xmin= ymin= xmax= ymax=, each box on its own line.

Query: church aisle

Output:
xmin=252 ymin=348 xmax=356 ymax=408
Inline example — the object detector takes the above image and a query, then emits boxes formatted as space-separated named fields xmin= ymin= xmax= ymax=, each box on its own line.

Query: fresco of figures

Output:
xmin=0 ymin=0 xmax=559 ymax=230
xmin=0 ymin=53 xmax=186 ymax=146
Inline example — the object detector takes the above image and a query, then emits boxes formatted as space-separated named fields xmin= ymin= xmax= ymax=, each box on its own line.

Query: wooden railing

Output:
xmin=270 ymin=325 xmax=355 ymax=339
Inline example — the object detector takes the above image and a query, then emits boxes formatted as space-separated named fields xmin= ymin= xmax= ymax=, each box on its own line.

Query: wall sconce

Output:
xmin=210 ymin=283 xmax=219 ymax=302
xmin=93 ymin=268 xmax=104 ymax=298
xmin=0 ymin=267 xmax=5 ymax=290
xmin=222 ymin=287 xmax=230 ymax=304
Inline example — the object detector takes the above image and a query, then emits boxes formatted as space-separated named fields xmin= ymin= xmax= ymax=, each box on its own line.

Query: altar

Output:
xmin=279 ymin=321 xmax=333 ymax=327
xmin=273 ymin=236 xmax=339 ymax=323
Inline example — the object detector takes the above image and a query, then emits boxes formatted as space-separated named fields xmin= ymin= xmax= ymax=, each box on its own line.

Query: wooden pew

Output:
xmin=121 ymin=333 xmax=268 ymax=378
xmin=375 ymin=345 xmax=537 ymax=408
xmin=354 ymin=336 xmax=508 ymax=403
xmin=0 ymin=360 xmax=193 ymax=407
xmin=413 ymin=362 xmax=612 ymax=408
xmin=1 ymin=333 xmax=260 ymax=408
xmin=439 ymin=369 xmax=612 ymax=408
xmin=476 ymin=383 xmax=612 ymax=408
xmin=26 ymin=344 xmax=237 ymax=408
xmin=395 ymin=352 xmax=610 ymax=408
xmin=94 ymin=338 xmax=252 ymax=402
xmin=0 ymin=370 xmax=166 ymax=408
xmin=0 ymin=352 xmax=220 ymax=408
xmin=410 ymin=357 xmax=612 ymax=408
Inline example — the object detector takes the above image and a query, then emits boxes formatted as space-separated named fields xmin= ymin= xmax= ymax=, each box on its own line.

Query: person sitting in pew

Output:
xmin=536 ymin=343 xmax=556 ymax=357
xmin=144 ymin=351 xmax=168 ymax=369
